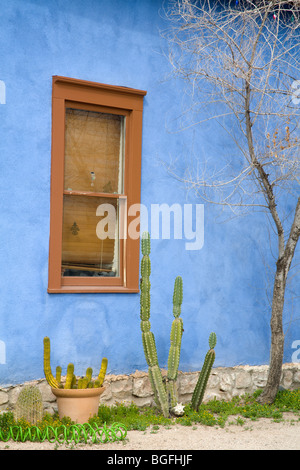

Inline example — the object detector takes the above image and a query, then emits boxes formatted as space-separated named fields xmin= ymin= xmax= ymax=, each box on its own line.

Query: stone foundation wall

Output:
xmin=1 ymin=363 xmax=299 ymax=415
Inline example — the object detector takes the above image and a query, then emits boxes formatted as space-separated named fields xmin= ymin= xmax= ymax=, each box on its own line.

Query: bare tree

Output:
xmin=163 ymin=0 xmax=300 ymax=403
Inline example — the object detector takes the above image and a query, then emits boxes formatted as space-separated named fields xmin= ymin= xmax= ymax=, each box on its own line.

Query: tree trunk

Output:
xmin=257 ymin=260 xmax=286 ymax=404
xmin=258 ymin=198 xmax=300 ymax=404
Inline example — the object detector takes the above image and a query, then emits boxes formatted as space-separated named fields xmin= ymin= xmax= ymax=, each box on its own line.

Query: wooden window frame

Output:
xmin=48 ymin=76 xmax=146 ymax=293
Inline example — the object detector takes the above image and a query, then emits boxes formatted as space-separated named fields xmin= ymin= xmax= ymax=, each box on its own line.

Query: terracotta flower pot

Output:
xmin=51 ymin=386 xmax=106 ymax=424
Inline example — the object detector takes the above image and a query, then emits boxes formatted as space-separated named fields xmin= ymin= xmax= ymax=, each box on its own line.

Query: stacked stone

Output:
xmin=1 ymin=364 xmax=299 ymax=414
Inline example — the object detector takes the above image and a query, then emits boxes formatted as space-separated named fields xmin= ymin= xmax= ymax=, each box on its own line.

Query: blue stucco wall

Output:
xmin=0 ymin=0 xmax=299 ymax=386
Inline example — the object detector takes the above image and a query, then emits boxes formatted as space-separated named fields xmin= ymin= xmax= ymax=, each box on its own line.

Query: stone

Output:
xmin=7 ymin=386 xmax=22 ymax=406
xmin=252 ymin=367 xmax=268 ymax=388
xmin=44 ymin=404 xmax=57 ymax=415
xmin=132 ymin=370 xmax=148 ymax=378
xmin=219 ymin=373 xmax=234 ymax=392
xmin=0 ymin=391 xmax=8 ymax=406
xmin=110 ymin=378 xmax=133 ymax=400
xmin=207 ymin=372 xmax=220 ymax=389
xmin=1 ymin=364 xmax=299 ymax=411
xmin=282 ymin=370 xmax=293 ymax=389
xmin=178 ymin=373 xmax=198 ymax=395
xmin=37 ymin=381 xmax=57 ymax=403
xmin=133 ymin=376 xmax=153 ymax=398
xmin=99 ymin=382 xmax=113 ymax=402
xmin=133 ymin=396 xmax=153 ymax=407
xmin=235 ymin=371 xmax=252 ymax=389
xmin=293 ymin=371 xmax=300 ymax=383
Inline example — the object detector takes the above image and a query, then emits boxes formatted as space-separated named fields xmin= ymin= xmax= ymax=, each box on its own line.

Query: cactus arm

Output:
xmin=81 ymin=366 xmax=93 ymax=388
xmin=71 ymin=373 xmax=77 ymax=389
xmin=172 ymin=276 xmax=183 ymax=318
xmin=191 ymin=349 xmax=215 ymax=411
xmin=77 ymin=377 xmax=83 ymax=389
xmin=86 ymin=367 xmax=93 ymax=383
xmin=191 ymin=333 xmax=217 ymax=411
xmin=142 ymin=331 xmax=159 ymax=367
xmin=167 ymin=318 xmax=183 ymax=407
xmin=55 ymin=366 xmax=62 ymax=385
xmin=141 ymin=230 xmax=151 ymax=256
xmin=167 ymin=276 xmax=183 ymax=407
xmin=78 ymin=376 xmax=89 ymax=389
xmin=209 ymin=332 xmax=217 ymax=349
xmin=167 ymin=300 xmax=183 ymax=380
xmin=142 ymin=330 xmax=169 ymax=417
xmin=43 ymin=337 xmax=59 ymax=389
xmin=64 ymin=363 xmax=75 ymax=389
xmin=149 ymin=365 xmax=169 ymax=418
xmin=97 ymin=357 xmax=108 ymax=386
xmin=147 ymin=367 xmax=160 ymax=408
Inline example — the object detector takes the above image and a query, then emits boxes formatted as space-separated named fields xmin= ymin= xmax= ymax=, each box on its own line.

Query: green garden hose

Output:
xmin=0 ymin=422 xmax=127 ymax=445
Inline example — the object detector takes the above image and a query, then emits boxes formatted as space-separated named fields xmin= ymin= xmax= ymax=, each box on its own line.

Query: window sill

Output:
xmin=47 ymin=286 xmax=139 ymax=293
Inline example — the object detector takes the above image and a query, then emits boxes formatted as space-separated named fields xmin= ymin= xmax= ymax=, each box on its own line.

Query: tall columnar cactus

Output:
xmin=14 ymin=386 xmax=43 ymax=425
xmin=43 ymin=337 xmax=108 ymax=390
xmin=139 ymin=232 xmax=184 ymax=417
xmin=191 ymin=332 xmax=217 ymax=411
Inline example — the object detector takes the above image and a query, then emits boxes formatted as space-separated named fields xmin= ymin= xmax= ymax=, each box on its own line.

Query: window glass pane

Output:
xmin=64 ymin=108 xmax=125 ymax=194
xmin=62 ymin=195 xmax=120 ymax=277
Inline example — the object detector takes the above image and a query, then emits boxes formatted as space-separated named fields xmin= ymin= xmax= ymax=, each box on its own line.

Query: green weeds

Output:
xmin=0 ymin=388 xmax=299 ymax=441
xmin=91 ymin=388 xmax=300 ymax=430
xmin=88 ymin=388 xmax=300 ymax=430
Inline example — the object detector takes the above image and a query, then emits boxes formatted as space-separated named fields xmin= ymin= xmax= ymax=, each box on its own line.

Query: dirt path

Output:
xmin=0 ymin=413 xmax=299 ymax=451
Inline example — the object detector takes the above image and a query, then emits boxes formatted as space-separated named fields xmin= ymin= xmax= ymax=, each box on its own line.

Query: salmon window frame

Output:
xmin=48 ymin=76 xmax=146 ymax=293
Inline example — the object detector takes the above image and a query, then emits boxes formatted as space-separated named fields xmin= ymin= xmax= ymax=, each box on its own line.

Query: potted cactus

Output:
xmin=43 ymin=337 xmax=107 ymax=424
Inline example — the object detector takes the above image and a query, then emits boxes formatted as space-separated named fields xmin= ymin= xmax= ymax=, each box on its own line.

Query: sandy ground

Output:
xmin=0 ymin=412 xmax=299 ymax=451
